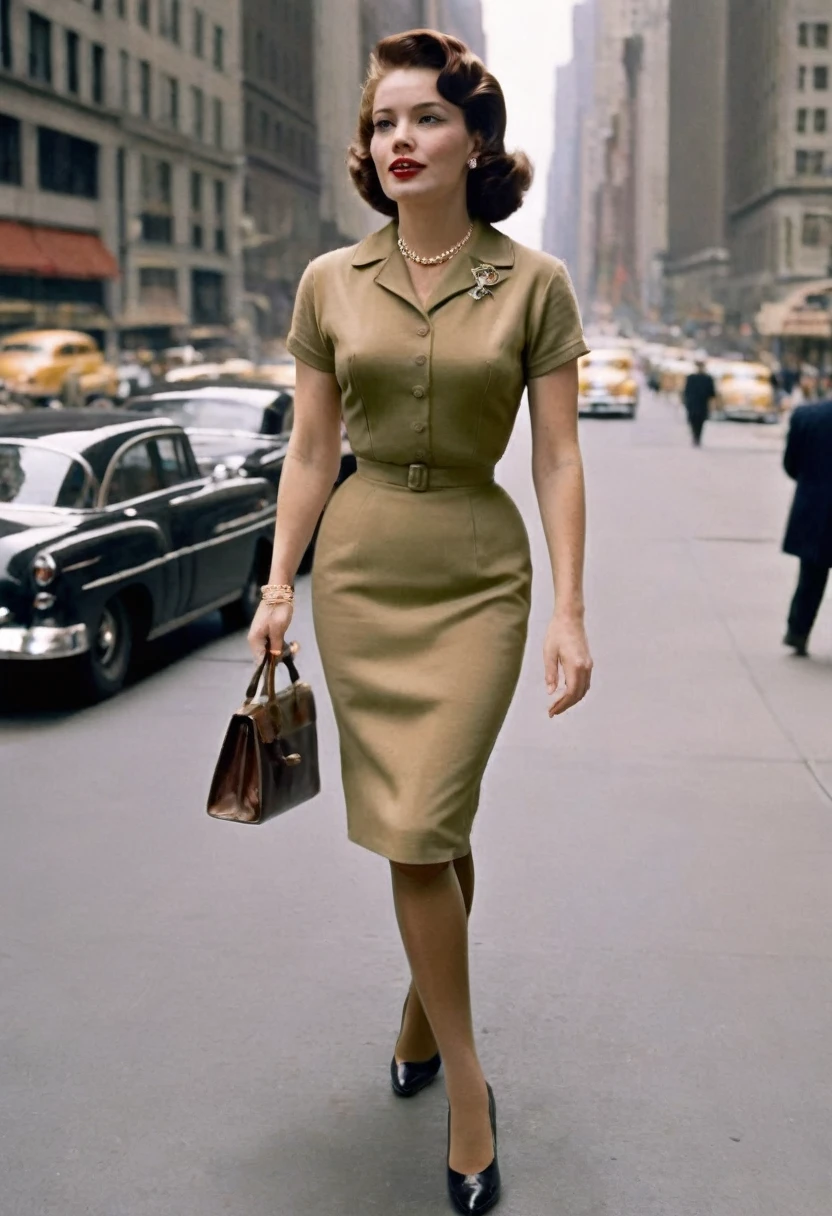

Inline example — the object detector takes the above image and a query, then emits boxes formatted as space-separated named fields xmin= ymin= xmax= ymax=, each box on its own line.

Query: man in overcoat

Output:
xmin=683 ymin=357 xmax=717 ymax=446
xmin=782 ymin=398 xmax=832 ymax=655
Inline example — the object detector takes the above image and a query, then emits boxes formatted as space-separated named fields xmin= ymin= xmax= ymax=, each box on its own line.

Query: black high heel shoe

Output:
xmin=390 ymin=993 xmax=442 ymax=1098
xmin=447 ymin=1082 xmax=501 ymax=1214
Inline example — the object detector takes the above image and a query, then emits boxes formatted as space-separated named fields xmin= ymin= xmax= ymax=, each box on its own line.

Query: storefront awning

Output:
xmin=756 ymin=280 xmax=832 ymax=339
xmin=0 ymin=220 xmax=119 ymax=279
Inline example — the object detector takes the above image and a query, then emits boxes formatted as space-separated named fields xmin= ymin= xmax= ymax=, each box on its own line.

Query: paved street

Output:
xmin=2 ymin=390 xmax=831 ymax=1216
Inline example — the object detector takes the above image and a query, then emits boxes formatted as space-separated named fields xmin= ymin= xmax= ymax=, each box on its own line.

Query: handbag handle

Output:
xmin=243 ymin=643 xmax=303 ymax=766
xmin=244 ymin=641 xmax=301 ymax=703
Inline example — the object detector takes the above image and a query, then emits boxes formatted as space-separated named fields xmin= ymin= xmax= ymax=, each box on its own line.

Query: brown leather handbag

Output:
xmin=206 ymin=642 xmax=321 ymax=824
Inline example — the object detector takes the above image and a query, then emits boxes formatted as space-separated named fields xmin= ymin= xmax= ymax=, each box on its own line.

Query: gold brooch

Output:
xmin=469 ymin=263 xmax=500 ymax=300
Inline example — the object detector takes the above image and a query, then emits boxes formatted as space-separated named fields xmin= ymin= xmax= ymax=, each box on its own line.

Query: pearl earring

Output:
xmin=468 ymin=157 xmax=478 ymax=169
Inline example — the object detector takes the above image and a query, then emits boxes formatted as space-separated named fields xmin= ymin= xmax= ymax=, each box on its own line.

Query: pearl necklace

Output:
xmin=397 ymin=223 xmax=474 ymax=266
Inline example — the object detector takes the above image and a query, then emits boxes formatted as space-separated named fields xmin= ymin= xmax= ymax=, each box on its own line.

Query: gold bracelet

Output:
xmin=261 ymin=583 xmax=295 ymax=606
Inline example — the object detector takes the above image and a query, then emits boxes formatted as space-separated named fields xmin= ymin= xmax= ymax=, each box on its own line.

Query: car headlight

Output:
xmin=32 ymin=551 xmax=57 ymax=586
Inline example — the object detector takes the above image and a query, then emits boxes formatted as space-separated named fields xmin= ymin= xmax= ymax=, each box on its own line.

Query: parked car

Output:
xmin=0 ymin=411 xmax=277 ymax=700
xmin=125 ymin=382 xmax=357 ymax=570
xmin=0 ymin=329 xmax=113 ymax=406
xmin=578 ymin=347 xmax=640 ymax=418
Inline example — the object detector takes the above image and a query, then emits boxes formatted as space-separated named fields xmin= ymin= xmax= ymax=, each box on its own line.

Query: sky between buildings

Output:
xmin=481 ymin=0 xmax=576 ymax=248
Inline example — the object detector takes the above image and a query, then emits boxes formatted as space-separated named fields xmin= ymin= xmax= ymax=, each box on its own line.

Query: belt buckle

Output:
xmin=407 ymin=463 xmax=429 ymax=492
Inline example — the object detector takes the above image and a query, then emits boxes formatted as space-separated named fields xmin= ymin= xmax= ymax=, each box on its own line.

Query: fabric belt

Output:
xmin=356 ymin=458 xmax=495 ymax=493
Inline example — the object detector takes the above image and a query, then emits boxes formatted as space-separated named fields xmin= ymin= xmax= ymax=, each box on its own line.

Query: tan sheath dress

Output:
xmin=287 ymin=220 xmax=588 ymax=864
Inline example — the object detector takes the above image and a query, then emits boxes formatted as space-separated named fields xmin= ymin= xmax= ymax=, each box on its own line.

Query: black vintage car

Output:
xmin=0 ymin=411 xmax=277 ymax=699
xmin=125 ymin=381 xmax=357 ymax=570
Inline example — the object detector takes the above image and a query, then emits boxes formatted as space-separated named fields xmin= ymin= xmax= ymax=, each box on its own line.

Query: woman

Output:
xmin=248 ymin=30 xmax=593 ymax=1213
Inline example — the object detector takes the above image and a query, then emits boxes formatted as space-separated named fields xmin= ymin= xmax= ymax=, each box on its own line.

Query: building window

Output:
xmin=192 ymin=86 xmax=204 ymax=140
xmin=138 ymin=0 xmax=150 ymax=30
xmin=212 ymin=97 xmax=223 ymax=148
xmin=799 ymin=22 xmax=809 ymax=46
xmin=0 ymin=113 xmax=22 ymax=185
xmin=802 ymin=213 xmax=831 ymax=247
xmin=92 ymin=0 xmax=103 ymax=11
xmin=814 ymin=66 xmax=829 ymax=90
xmin=163 ymin=75 xmax=179 ymax=128
xmin=784 ymin=217 xmax=794 ymax=270
xmin=193 ymin=8 xmax=204 ymax=57
xmin=160 ymin=0 xmax=180 ymax=43
xmin=259 ymin=109 xmax=268 ymax=148
xmin=212 ymin=24 xmax=224 ymax=70
xmin=65 ymin=30 xmax=80 ymax=95
xmin=38 ymin=127 xmax=98 ymax=198
xmin=140 ymin=155 xmax=174 ymax=243
xmin=244 ymin=101 xmax=253 ymax=143
xmin=214 ymin=179 xmax=226 ymax=253
xmin=139 ymin=266 xmax=178 ymax=305
xmin=139 ymin=60 xmax=151 ymax=118
xmin=815 ymin=108 xmax=828 ymax=133
xmin=796 ymin=149 xmax=825 ymax=175
xmin=797 ymin=107 xmax=808 ymax=132
xmin=1 ymin=0 xmax=12 ymax=70
xmin=120 ymin=49 xmax=129 ymax=110
xmin=190 ymin=169 xmax=202 ymax=211
xmin=190 ymin=170 xmax=203 ymax=248
xmin=816 ymin=23 xmax=829 ymax=49
xmin=91 ymin=44 xmax=106 ymax=105
xmin=798 ymin=65 xmax=807 ymax=91
xmin=192 ymin=269 xmax=226 ymax=323
xmin=117 ymin=0 xmax=126 ymax=16
xmin=28 ymin=12 xmax=52 ymax=84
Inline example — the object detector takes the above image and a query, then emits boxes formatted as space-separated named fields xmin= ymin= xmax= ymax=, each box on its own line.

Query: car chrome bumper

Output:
xmin=579 ymin=397 xmax=637 ymax=411
xmin=0 ymin=623 xmax=90 ymax=659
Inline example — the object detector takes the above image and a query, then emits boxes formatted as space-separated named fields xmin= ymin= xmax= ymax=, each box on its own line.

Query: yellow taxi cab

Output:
xmin=578 ymin=347 xmax=639 ymax=418
xmin=0 ymin=329 xmax=107 ymax=403
xmin=714 ymin=361 xmax=778 ymax=423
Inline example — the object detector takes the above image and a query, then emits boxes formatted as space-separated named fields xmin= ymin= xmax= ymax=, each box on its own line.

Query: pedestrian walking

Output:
xmin=246 ymin=29 xmax=593 ymax=1214
xmin=782 ymin=397 xmax=832 ymax=656
xmin=682 ymin=357 xmax=717 ymax=446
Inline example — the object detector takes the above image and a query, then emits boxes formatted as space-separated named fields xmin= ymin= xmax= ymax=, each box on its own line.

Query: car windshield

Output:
xmin=0 ymin=443 xmax=95 ymax=508
xmin=0 ymin=341 xmax=48 ymax=354
xmin=140 ymin=396 xmax=271 ymax=432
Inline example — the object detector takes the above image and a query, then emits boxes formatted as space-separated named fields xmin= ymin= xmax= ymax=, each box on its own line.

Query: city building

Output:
xmin=431 ymin=0 xmax=487 ymax=58
xmin=543 ymin=0 xmax=596 ymax=294
xmin=725 ymin=1 xmax=832 ymax=338
xmin=314 ymin=0 xmax=377 ymax=252
xmin=631 ymin=0 xmax=669 ymax=320
xmin=241 ymin=0 xmax=321 ymax=344
xmin=665 ymin=0 xmax=729 ymax=328
xmin=360 ymin=0 xmax=427 ymax=63
xmin=0 ymin=0 xmax=243 ymax=352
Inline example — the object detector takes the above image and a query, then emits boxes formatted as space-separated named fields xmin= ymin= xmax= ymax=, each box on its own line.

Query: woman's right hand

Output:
xmin=247 ymin=600 xmax=294 ymax=660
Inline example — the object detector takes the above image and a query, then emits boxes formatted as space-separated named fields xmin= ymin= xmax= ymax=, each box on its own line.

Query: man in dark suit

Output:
xmin=782 ymin=398 xmax=832 ymax=656
xmin=683 ymin=358 xmax=717 ymax=446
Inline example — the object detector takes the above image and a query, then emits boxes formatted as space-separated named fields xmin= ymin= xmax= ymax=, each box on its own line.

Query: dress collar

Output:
xmin=351 ymin=219 xmax=515 ymax=314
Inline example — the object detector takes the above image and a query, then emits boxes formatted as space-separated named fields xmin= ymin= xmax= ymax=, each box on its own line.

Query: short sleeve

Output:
xmin=286 ymin=261 xmax=336 ymax=374
xmin=525 ymin=260 xmax=589 ymax=380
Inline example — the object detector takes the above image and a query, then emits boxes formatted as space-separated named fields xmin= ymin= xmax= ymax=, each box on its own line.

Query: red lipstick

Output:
xmin=390 ymin=158 xmax=426 ymax=179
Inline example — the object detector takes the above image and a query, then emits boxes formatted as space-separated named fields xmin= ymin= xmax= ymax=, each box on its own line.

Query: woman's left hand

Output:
xmin=544 ymin=613 xmax=593 ymax=717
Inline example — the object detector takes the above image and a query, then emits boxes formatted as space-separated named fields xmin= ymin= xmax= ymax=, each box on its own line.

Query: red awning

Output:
xmin=0 ymin=220 xmax=119 ymax=279
xmin=0 ymin=221 xmax=53 ymax=274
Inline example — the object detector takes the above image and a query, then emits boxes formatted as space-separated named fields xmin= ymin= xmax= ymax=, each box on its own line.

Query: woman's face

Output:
xmin=370 ymin=68 xmax=476 ymax=208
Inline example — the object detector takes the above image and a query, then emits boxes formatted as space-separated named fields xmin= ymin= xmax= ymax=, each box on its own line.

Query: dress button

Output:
xmin=411 ymin=421 xmax=426 ymax=433
xmin=415 ymin=354 xmax=427 ymax=366
xmin=417 ymin=325 xmax=429 ymax=337
xmin=412 ymin=386 xmax=425 ymax=398
xmin=414 ymin=447 xmax=428 ymax=459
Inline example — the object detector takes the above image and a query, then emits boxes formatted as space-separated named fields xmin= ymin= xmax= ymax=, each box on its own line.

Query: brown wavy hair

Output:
xmin=348 ymin=29 xmax=533 ymax=223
